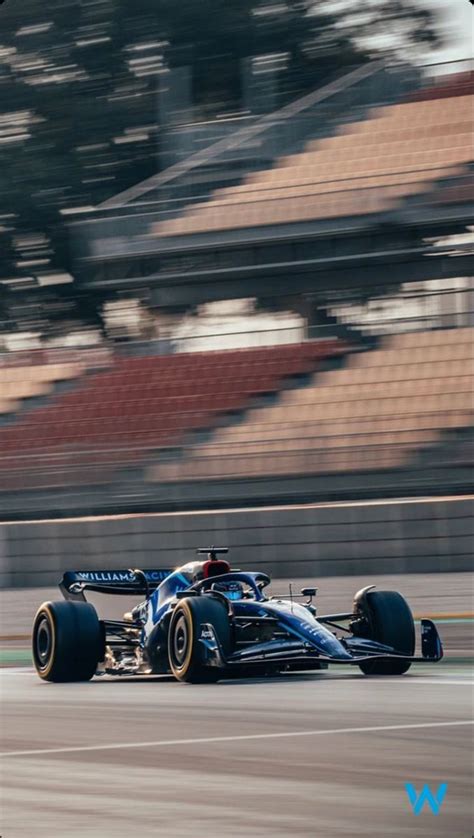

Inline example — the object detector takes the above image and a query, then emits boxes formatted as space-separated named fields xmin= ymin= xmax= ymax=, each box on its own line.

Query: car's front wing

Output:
xmin=199 ymin=618 xmax=443 ymax=669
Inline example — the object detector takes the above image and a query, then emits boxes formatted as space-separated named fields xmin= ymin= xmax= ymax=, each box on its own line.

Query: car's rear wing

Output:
xmin=60 ymin=569 xmax=173 ymax=600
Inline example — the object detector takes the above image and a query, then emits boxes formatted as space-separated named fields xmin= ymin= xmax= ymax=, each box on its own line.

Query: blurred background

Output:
xmin=0 ymin=0 xmax=472 ymax=585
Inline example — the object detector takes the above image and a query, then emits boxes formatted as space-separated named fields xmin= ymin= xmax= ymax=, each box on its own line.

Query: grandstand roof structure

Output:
xmin=68 ymin=61 xmax=473 ymax=311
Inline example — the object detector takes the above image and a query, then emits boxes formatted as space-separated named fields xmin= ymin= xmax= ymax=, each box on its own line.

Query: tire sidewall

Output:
xmin=32 ymin=605 xmax=58 ymax=680
xmin=32 ymin=600 xmax=103 ymax=682
xmin=168 ymin=596 xmax=230 ymax=682
xmin=168 ymin=600 xmax=195 ymax=679
xmin=357 ymin=590 xmax=415 ymax=676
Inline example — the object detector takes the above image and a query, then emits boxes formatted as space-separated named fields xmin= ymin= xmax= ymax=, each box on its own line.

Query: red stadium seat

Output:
xmin=0 ymin=341 xmax=344 ymax=489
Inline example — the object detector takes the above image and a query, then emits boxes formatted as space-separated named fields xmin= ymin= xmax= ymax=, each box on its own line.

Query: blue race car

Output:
xmin=32 ymin=547 xmax=443 ymax=683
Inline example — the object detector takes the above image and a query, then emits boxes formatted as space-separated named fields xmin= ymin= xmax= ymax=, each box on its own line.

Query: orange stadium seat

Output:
xmin=150 ymin=90 xmax=473 ymax=236
xmin=0 ymin=362 xmax=86 ymax=415
xmin=147 ymin=328 xmax=474 ymax=483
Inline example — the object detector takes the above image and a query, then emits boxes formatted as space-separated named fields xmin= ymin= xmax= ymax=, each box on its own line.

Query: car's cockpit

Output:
xmin=152 ymin=547 xmax=271 ymax=610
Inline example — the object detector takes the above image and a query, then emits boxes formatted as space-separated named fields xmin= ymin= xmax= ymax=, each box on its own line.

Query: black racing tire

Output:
xmin=32 ymin=600 xmax=103 ymax=682
xmin=356 ymin=590 xmax=415 ymax=676
xmin=168 ymin=596 xmax=231 ymax=683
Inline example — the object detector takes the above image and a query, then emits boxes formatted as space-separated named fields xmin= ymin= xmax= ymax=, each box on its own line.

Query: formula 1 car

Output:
xmin=32 ymin=548 xmax=443 ymax=683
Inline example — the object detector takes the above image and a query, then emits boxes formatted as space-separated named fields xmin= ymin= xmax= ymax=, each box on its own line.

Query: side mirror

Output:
xmin=301 ymin=587 xmax=317 ymax=597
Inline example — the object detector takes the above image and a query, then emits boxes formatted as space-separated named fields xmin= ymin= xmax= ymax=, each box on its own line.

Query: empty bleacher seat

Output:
xmin=0 ymin=341 xmax=344 ymax=490
xmin=406 ymin=71 xmax=473 ymax=102
xmin=150 ymin=91 xmax=473 ymax=236
xmin=148 ymin=328 xmax=474 ymax=482
xmin=0 ymin=362 xmax=86 ymax=415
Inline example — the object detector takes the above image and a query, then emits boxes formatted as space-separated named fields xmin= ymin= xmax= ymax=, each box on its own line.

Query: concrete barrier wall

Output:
xmin=0 ymin=496 xmax=472 ymax=588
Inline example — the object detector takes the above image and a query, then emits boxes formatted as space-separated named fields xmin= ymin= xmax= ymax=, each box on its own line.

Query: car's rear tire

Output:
xmin=355 ymin=590 xmax=415 ymax=676
xmin=32 ymin=601 xmax=103 ymax=682
xmin=168 ymin=596 xmax=231 ymax=683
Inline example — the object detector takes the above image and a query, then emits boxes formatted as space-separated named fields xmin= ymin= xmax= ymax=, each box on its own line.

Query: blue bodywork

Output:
xmin=141 ymin=567 xmax=354 ymax=665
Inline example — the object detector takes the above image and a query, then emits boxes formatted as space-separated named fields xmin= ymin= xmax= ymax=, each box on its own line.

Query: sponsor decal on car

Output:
xmin=77 ymin=570 xmax=169 ymax=583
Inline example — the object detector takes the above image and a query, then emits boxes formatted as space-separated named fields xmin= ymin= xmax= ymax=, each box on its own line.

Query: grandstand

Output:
xmin=0 ymin=340 xmax=345 ymax=490
xmin=151 ymin=91 xmax=473 ymax=235
xmin=72 ymin=63 xmax=472 ymax=318
xmin=149 ymin=327 xmax=473 ymax=481
xmin=1 ymin=62 xmax=473 ymax=520
xmin=0 ymin=322 xmax=472 ymax=516
xmin=0 ymin=349 xmax=110 ymax=418
xmin=0 ymin=363 xmax=84 ymax=417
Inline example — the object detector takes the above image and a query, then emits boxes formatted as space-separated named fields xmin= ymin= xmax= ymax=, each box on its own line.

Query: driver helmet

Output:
xmin=211 ymin=581 xmax=244 ymax=601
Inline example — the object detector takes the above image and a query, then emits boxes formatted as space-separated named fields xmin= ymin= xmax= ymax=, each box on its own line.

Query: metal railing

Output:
xmin=419 ymin=58 xmax=473 ymax=80
xmin=97 ymin=61 xmax=389 ymax=211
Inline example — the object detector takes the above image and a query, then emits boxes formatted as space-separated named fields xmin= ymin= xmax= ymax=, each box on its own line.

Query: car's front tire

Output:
xmin=32 ymin=600 xmax=103 ymax=682
xmin=354 ymin=590 xmax=415 ymax=676
xmin=168 ymin=596 xmax=231 ymax=683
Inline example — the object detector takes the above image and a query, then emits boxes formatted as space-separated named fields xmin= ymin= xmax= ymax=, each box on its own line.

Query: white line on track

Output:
xmin=380 ymin=679 xmax=473 ymax=685
xmin=1 ymin=720 xmax=472 ymax=759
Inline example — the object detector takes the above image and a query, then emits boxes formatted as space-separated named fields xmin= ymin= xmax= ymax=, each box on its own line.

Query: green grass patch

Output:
xmin=0 ymin=648 xmax=32 ymax=665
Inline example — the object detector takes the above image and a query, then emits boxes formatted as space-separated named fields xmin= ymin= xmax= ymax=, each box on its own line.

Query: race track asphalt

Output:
xmin=1 ymin=574 xmax=473 ymax=838
xmin=1 ymin=672 xmax=473 ymax=837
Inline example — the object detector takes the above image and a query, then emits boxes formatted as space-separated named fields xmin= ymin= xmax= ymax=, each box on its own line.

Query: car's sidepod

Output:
xmin=236 ymin=599 xmax=353 ymax=660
